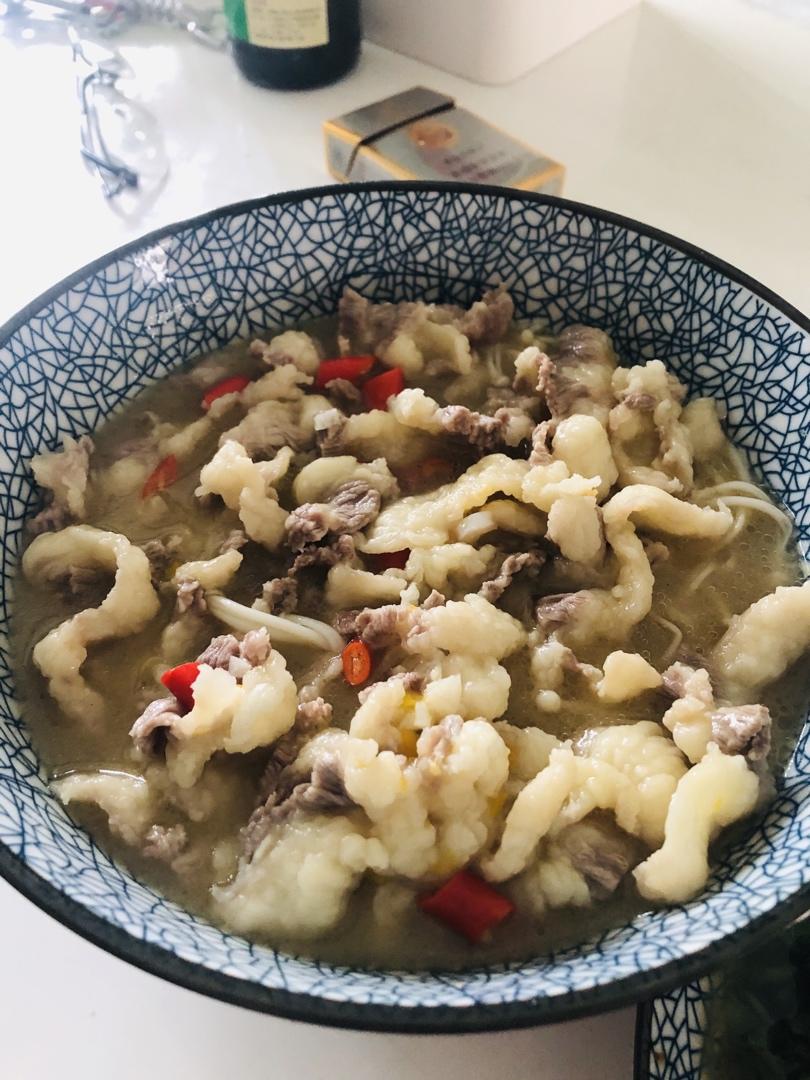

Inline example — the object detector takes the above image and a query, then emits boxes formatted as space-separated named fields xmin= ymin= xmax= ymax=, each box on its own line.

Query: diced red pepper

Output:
xmin=141 ymin=454 xmax=178 ymax=499
xmin=160 ymin=661 xmax=200 ymax=713
xmin=362 ymin=367 xmax=404 ymax=411
xmin=397 ymin=456 xmax=455 ymax=494
xmin=314 ymin=355 xmax=375 ymax=389
xmin=419 ymin=870 xmax=515 ymax=943
xmin=342 ymin=639 xmax=372 ymax=686
xmin=201 ymin=375 xmax=251 ymax=410
xmin=369 ymin=549 xmax=410 ymax=571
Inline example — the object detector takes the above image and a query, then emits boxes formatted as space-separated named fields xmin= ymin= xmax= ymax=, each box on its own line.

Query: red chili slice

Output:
xmin=201 ymin=375 xmax=251 ymax=410
xmin=419 ymin=870 xmax=515 ymax=943
xmin=160 ymin=661 xmax=200 ymax=712
xmin=362 ymin=367 xmax=404 ymax=411
xmin=369 ymin=549 xmax=410 ymax=571
xmin=314 ymin=355 xmax=375 ymax=389
xmin=141 ymin=454 xmax=178 ymax=499
xmin=342 ymin=639 xmax=372 ymax=686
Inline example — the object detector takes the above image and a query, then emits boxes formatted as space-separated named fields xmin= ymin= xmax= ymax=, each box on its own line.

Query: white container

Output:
xmin=363 ymin=0 xmax=641 ymax=85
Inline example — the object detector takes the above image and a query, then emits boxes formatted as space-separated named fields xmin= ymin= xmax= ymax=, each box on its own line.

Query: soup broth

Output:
xmin=13 ymin=293 xmax=809 ymax=969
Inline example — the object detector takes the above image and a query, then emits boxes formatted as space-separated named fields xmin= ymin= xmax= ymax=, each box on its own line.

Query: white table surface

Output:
xmin=1 ymin=1 xmax=808 ymax=1077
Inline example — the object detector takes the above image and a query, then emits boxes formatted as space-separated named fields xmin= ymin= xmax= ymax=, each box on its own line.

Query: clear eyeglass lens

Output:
xmin=80 ymin=70 xmax=169 ymax=202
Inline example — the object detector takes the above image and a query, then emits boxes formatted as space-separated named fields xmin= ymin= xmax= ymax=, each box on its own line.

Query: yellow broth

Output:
xmin=11 ymin=321 xmax=809 ymax=970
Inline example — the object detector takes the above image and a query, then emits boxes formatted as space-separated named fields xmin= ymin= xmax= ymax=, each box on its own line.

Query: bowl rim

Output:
xmin=1 ymin=180 xmax=809 ymax=1034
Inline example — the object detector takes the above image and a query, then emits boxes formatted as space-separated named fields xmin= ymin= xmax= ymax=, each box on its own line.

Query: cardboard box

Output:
xmin=364 ymin=0 xmax=641 ymax=85
xmin=324 ymin=87 xmax=564 ymax=193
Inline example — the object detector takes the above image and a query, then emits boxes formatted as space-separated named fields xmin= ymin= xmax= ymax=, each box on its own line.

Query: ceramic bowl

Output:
xmin=635 ymin=978 xmax=712 ymax=1079
xmin=1 ymin=182 xmax=808 ymax=1032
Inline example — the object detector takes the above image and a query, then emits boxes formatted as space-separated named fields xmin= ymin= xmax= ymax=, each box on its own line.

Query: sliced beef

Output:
xmin=142 ymin=535 xmax=184 ymax=589
xmin=562 ymin=827 xmax=634 ymax=900
xmin=483 ymin=385 xmax=538 ymax=416
xmin=29 ymin=435 xmax=94 ymax=533
xmin=622 ymin=391 xmax=657 ymax=411
xmin=239 ymin=628 xmax=272 ymax=667
xmin=255 ymin=732 xmax=302 ymax=804
xmin=285 ymin=481 xmax=381 ymax=550
xmin=338 ymin=287 xmax=412 ymax=352
xmin=295 ymin=754 xmax=353 ymax=812
xmin=325 ymin=378 xmax=362 ymax=410
xmin=399 ymin=671 xmax=426 ymax=693
xmin=661 ymin=664 xmax=771 ymax=762
xmin=130 ymin=697 xmax=181 ymax=755
xmin=557 ymin=325 xmax=616 ymax=368
xmin=336 ymin=593 xmax=440 ymax=655
xmin=322 ymin=480 xmax=381 ymax=533
xmin=440 ymin=405 xmax=510 ymax=451
xmin=456 ymin=286 xmax=514 ymax=345
xmin=396 ymin=391 xmax=532 ymax=451
xmin=537 ymin=354 xmax=588 ymax=420
xmin=333 ymin=603 xmax=413 ymax=650
xmin=333 ymin=609 xmax=361 ymax=637
xmin=711 ymin=704 xmax=771 ymax=762
xmin=292 ymin=533 xmax=356 ymax=572
xmin=560 ymin=646 xmax=601 ymax=681
xmin=528 ymin=420 xmax=554 ymax=465
xmin=539 ymin=326 xmax=617 ymax=424
xmin=219 ymin=400 xmax=314 ymax=458
xmin=296 ymin=696 xmax=333 ymax=729
xmin=260 ymin=535 xmax=356 ymax=616
xmin=418 ymin=714 xmax=463 ymax=760
xmin=338 ymin=284 xmax=513 ymax=353
xmin=480 ymin=552 xmax=545 ymax=604
xmin=262 ymin=576 xmax=299 ymax=615
xmin=196 ymin=633 xmax=240 ymax=669
xmin=219 ymin=529 xmax=248 ymax=553
xmin=53 ymin=564 xmax=108 ymax=596
xmin=176 ymin=579 xmax=207 ymax=615
xmin=535 ymin=592 xmax=586 ymax=637
xmin=661 ymin=662 xmax=713 ymax=703
xmin=195 ymin=628 xmax=271 ymax=677
xmin=350 ymin=604 xmax=412 ymax=650
xmin=358 ymin=669 xmax=426 ymax=705
xmin=245 ymin=751 xmax=355 ymax=858
xmin=29 ymin=503 xmax=72 ymax=535
xmin=285 ymin=503 xmax=340 ymax=550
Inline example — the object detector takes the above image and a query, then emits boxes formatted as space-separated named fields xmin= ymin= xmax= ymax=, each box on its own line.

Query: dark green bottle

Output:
xmin=224 ymin=0 xmax=361 ymax=90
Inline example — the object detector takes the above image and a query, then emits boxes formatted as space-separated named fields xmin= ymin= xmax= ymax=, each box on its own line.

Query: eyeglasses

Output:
xmin=70 ymin=28 xmax=169 ymax=204
xmin=2 ymin=0 xmax=226 ymax=47
xmin=2 ymin=0 xmax=225 ymax=206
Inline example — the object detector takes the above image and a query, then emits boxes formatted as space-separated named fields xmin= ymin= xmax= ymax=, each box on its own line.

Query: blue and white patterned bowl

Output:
xmin=634 ymin=978 xmax=713 ymax=1079
xmin=635 ymin=911 xmax=810 ymax=1079
xmin=1 ymin=183 xmax=808 ymax=1032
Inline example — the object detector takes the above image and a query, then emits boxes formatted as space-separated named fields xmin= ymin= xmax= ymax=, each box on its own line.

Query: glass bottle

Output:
xmin=225 ymin=0 xmax=361 ymax=90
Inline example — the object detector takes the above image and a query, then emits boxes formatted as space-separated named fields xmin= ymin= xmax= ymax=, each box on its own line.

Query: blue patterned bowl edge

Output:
xmin=633 ymin=978 xmax=712 ymax=1080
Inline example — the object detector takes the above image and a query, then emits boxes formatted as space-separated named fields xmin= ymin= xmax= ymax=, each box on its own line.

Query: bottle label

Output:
xmin=234 ymin=0 xmax=329 ymax=49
